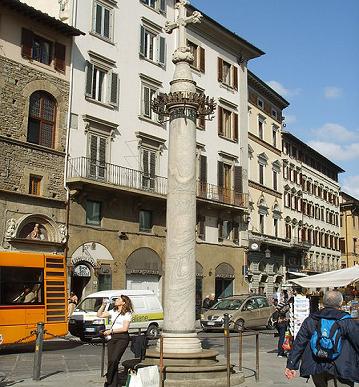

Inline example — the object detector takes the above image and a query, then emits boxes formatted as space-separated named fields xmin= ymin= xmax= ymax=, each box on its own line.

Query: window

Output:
xmin=259 ymin=214 xmax=265 ymax=234
xmin=272 ymin=126 xmax=277 ymax=147
xmin=139 ymin=210 xmax=152 ymax=232
xmin=222 ymin=220 xmax=232 ymax=240
xmin=29 ymin=175 xmax=42 ymax=195
xmin=187 ymin=40 xmax=205 ymax=72
xmin=86 ymin=200 xmax=101 ymax=225
xmin=92 ymin=1 xmax=113 ymax=40
xmin=273 ymin=170 xmax=278 ymax=191
xmin=142 ymin=148 xmax=157 ymax=190
xmin=88 ymin=133 xmax=107 ymax=179
xmin=274 ymin=218 xmax=278 ymax=238
xmin=258 ymin=117 xmax=264 ymax=139
xmin=217 ymin=58 xmax=238 ymax=89
xmin=140 ymin=25 xmax=166 ymax=66
xmin=141 ymin=83 xmax=157 ymax=120
xmin=271 ymin=109 xmax=277 ymax=119
xmin=27 ymin=91 xmax=56 ymax=148
xmin=21 ymin=29 xmax=66 ymax=72
xmin=259 ymin=164 xmax=264 ymax=185
xmin=257 ymin=98 xmax=264 ymax=109
xmin=85 ymin=61 xmax=119 ymax=107
xmin=218 ymin=106 xmax=238 ymax=141
xmin=285 ymin=223 xmax=291 ymax=239
xmin=140 ymin=0 xmax=166 ymax=13
xmin=0 ymin=267 xmax=43 ymax=305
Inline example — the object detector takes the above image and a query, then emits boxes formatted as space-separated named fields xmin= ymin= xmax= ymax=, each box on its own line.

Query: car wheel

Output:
xmin=234 ymin=319 xmax=245 ymax=332
xmin=79 ymin=335 xmax=92 ymax=343
xmin=146 ymin=324 xmax=160 ymax=338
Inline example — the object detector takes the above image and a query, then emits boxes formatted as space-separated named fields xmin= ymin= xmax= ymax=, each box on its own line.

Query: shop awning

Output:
xmin=290 ymin=266 xmax=359 ymax=288
xmin=288 ymin=271 xmax=308 ymax=277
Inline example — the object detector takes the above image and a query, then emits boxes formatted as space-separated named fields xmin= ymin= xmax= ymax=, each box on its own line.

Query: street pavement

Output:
xmin=0 ymin=329 xmax=343 ymax=387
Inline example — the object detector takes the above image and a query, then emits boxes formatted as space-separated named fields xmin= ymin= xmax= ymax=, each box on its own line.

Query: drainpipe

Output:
xmin=63 ymin=0 xmax=78 ymax=292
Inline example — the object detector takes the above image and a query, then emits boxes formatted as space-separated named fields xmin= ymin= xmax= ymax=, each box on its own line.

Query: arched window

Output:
xmin=27 ymin=91 xmax=56 ymax=148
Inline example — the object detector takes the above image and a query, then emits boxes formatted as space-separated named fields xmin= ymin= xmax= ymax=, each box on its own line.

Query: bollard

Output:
xmin=255 ymin=333 xmax=259 ymax=382
xmin=32 ymin=322 xmax=45 ymax=381
xmin=238 ymin=330 xmax=243 ymax=372
xmin=100 ymin=339 xmax=106 ymax=377
xmin=223 ymin=313 xmax=231 ymax=387
xmin=159 ymin=335 xmax=164 ymax=387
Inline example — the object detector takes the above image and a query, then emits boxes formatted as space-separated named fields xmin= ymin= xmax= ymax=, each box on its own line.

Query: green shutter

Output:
xmin=140 ymin=26 xmax=145 ymax=56
xmin=85 ymin=61 xmax=93 ymax=97
xmin=158 ymin=36 xmax=166 ymax=66
xmin=109 ymin=71 xmax=119 ymax=107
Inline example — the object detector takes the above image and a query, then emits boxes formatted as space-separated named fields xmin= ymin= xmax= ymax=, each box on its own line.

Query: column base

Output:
xmin=140 ymin=349 xmax=244 ymax=386
xmin=157 ymin=332 xmax=202 ymax=353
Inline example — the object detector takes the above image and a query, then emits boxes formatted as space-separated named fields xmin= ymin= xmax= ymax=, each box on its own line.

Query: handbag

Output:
xmin=126 ymin=366 xmax=160 ymax=387
xmin=282 ymin=331 xmax=293 ymax=351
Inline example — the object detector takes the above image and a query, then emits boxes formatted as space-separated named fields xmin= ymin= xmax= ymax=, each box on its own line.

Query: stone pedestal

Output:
xmin=143 ymin=349 xmax=244 ymax=387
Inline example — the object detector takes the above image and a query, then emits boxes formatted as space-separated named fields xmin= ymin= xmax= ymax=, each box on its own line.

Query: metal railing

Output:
xmin=68 ymin=157 xmax=248 ymax=208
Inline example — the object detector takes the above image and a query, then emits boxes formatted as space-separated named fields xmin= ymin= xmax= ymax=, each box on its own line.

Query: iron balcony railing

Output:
xmin=67 ymin=157 xmax=248 ymax=209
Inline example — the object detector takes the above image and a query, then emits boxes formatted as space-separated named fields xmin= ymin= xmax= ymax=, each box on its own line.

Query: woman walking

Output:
xmin=97 ymin=295 xmax=133 ymax=387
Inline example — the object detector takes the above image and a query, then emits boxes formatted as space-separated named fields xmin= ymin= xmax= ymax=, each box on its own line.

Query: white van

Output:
xmin=68 ymin=289 xmax=163 ymax=341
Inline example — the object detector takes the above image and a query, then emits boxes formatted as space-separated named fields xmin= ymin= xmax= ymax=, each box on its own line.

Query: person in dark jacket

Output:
xmin=285 ymin=290 xmax=359 ymax=387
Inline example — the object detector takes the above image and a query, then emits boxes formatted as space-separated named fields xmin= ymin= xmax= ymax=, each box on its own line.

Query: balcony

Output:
xmin=67 ymin=157 xmax=248 ymax=209
xmin=290 ymin=237 xmax=311 ymax=250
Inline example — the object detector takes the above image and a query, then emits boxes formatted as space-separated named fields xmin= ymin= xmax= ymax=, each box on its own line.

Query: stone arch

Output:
xmin=21 ymin=80 xmax=65 ymax=150
xmin=196 ymin=261 xmax=203 ymax=277
xmin=126 ymin=247 xmax=162 ymax=276
xmin=215 ymin=263 xmax=235 ymax=279
xmin=12 ymin=214 xmax=65 ymax=243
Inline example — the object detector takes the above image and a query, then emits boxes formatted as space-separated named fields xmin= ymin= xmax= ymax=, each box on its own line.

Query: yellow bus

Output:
xmin=0 ymin=251 xmax=68 ymax=345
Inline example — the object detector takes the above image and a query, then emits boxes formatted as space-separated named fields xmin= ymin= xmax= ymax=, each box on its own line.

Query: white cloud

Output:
xmin=342 ymin=175 xmax=359 ymax=199
xmin=266 ymin=80 xmax=300 ymax=97
xmin=311 ymin=123 xmax=359 ymax=143
xmin=307 ymin=141 xmax=359 ymax=161
xmin=324 ymin=86 xmax=342 ymax=99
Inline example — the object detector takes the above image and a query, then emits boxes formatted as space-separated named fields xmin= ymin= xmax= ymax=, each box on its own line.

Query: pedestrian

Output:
xmin=208 ymin=293 xmax=217 ymax=308
xmin=97 ymin=295 xmax=134 ymax=387
xmin=276 ymin=310 xmax=289 ymax=357
xmin=202 ymin=295 xmax=211 ymax=310
xmin=68 ymin=292 xmax=78 ymax=317
xmin=285 ymin=290 xmax=359 ymax=386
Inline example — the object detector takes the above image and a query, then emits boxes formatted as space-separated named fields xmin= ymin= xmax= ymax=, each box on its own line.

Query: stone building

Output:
xmin=246 ymin=71 xmax=291 ymax=295
xmin=0 ymin=0 xmax=82 ymax=254
xmin=282 ymin=132 xmax=343 ymax=274
xmin=340 ymin=192 xmax=359 ymax=268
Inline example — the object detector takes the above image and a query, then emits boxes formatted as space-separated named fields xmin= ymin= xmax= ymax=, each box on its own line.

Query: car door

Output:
xmin=240 ymin=298 xmax=260 ymax=328
xmin=256 ymin=296 xmax=272 ymax=326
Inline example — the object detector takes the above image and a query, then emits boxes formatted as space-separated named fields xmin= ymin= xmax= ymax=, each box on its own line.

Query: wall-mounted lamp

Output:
xmin=244 ymin=214 xmax=251 ymax=224
xmin=265 ymin=248 xmax=271 ymax=259
xmin=208 ymin=268 xmax=213 ymax=277
xmin=118 ymin=231 xmax=128 ymax=240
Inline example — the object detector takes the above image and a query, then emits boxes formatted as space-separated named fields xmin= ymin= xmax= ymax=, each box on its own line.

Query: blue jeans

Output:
xmin=277 ymin=324 xmax=287 ymax=356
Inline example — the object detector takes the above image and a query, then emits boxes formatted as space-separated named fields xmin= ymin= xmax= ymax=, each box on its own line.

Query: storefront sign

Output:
xmin=73 ymin=264 xmax=91 ymax=277
xmin=72 ymin=255 xmax=96 ymax=267
xmin=128 ymin=269 xmax=160 ymax=275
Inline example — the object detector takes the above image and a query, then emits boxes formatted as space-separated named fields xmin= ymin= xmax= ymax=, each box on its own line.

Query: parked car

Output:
xmin=68 ymin=289 xmax=163 ymax=342
xmin=200 ymin=294 xmax=275 ymax=331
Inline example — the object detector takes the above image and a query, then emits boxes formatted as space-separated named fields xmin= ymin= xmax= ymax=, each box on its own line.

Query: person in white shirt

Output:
xmin=97 ymin=295 xmax=133 ymax=387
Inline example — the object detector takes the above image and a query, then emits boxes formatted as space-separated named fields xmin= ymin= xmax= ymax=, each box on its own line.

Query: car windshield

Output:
xmin=211 ymin=299 xmax=244 ymax=310
xmin=75 ymin=297 xmax=103 ymax=313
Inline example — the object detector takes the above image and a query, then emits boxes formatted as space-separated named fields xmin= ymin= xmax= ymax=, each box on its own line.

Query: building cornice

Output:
xmin=248 ymin=132 xmax=281 ymax=156
xmin=249 ymin=180 xmax=282 ymax=198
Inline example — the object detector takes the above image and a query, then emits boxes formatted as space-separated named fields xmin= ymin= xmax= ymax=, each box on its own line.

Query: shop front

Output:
xmin=215 ymin=263 xmax=235 ymax=299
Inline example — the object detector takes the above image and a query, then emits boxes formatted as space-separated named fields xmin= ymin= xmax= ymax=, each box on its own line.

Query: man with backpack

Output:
xmin=285 ymin=290 xmax=359 ymax=386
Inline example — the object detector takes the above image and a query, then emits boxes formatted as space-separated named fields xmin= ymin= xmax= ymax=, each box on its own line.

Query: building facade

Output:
xmin=282 ymin=132 xmax=343 ymax=274
xmin=27 ymin=0 xmax=264 ymax=303
xmin=0 ymin=1 xmax=81 ymax=255
xmin=246 ymin=71 xmax=291 ymax=295
xmin=340 ymin=192 xmax=359 ymax=268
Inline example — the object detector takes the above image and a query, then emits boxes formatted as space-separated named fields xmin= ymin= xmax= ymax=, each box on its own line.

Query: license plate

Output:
xmin=207 ymin=322 xmax=215 ymax=326
xmin=85 ymin=328 xmax=95 ymax=332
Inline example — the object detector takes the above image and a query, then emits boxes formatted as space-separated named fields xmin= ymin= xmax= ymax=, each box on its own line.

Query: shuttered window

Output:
xmin=188 ymin=40 xmax=205 ymax=73
xmin=93 ymin=1 xmax=113 ymax=40
xmin=217 ymin=106 xmax=238 ymax=142
xmin=29 ymin=175 xmax=42 ymax=196
xmin=85 ymin=62 xmax=119 ymax=107
xmin=142 ymin=148 xmax=156 ymax=190
xmin=140 ymin=0 xmax=166 ymax=13
xmin=86 ymin=200 xmax=102 ymax=225
xmin=88 ymin=134 xmax=107 ymax=179
xmin=217 ymin=57 xmax=238 ymax=89
xmin=142 ymin=84 xmax=157 ymax=120
xmin=54 ymin=42 xmax=66 ymax=72
xmin=27 ymin=91 xmax=56 ymax=148
xmin=140 ymin=25 xmax=166 ymax=66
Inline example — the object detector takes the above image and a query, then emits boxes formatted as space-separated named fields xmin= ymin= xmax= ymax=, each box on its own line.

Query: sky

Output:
xmin=191 ymin=0 xmax=359 ymax=198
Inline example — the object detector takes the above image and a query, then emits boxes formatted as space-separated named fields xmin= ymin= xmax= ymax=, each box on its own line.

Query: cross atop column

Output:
xmin=164 ymin=0 xmax=202 ymax=49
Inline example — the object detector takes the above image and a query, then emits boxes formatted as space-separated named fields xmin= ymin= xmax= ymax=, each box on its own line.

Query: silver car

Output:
xmin=201 ymin=295 xmax=275 ymax=331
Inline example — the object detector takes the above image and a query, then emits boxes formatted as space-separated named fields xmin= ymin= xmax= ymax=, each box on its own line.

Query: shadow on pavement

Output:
xmin=0 ymin=340 xmax=83 ymax=355
xmin=39 ymin=371 xmax=64 ymax=381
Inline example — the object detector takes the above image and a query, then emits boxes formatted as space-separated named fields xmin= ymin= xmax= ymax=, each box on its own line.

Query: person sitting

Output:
xmin=202 ymin=295 xmax=211 ymax=310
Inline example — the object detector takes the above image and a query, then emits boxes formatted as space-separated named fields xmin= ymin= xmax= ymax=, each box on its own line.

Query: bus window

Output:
xmin=0 ymin=267 xmax=43 ymax=305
